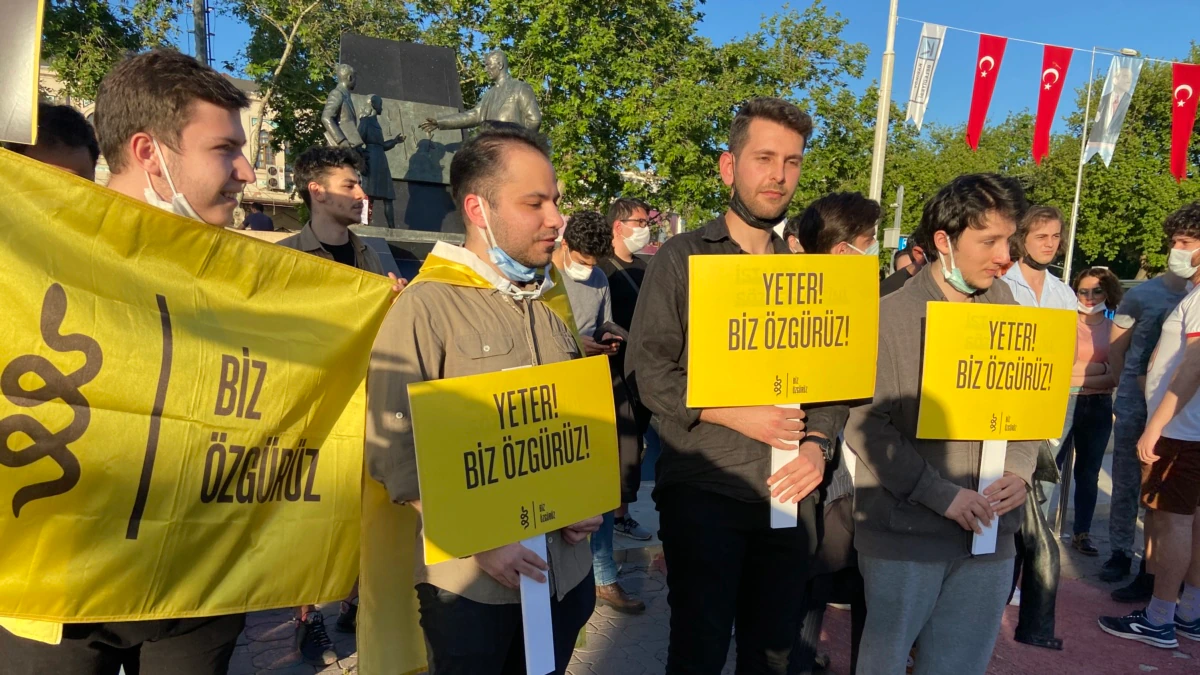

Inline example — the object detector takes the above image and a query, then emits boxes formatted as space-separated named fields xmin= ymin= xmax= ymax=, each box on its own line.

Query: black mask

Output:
xmin=729 ymin=187 xmax=788 ymax=231
xmin=1022 ymin=255 xmax=1050 ymax=272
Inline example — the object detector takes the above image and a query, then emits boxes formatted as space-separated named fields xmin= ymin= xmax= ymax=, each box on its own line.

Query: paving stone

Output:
xmin=246 ymin=621 xmax=295 ymax=643
xmin=246 ymin=610 xmax=295 ymax=627
xmin=252 ymin=645 xmax=305 ymax=670
xmin=249 ymin=638 xmax=294 ymax=656
xmin=228 ymin=650 xmax=257 ymax=675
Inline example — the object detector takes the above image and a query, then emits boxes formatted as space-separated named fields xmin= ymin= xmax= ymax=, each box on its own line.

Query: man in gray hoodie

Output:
xmin=844 ymin=174 xmax=1040 ymax=675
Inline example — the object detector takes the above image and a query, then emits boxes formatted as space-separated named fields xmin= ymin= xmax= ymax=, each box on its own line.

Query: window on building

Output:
xmin=256 ymin=131 xmax=275 ymax=170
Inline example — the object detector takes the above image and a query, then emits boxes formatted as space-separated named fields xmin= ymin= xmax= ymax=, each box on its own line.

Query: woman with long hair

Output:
xmin=1060 ymin=267 xmax=1123 ymax=554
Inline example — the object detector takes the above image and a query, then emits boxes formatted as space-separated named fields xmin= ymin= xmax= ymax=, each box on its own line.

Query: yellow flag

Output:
xmin=917 ymin=302 xmax=1075 ymax=440
xmin=0 ymin=149 xmax=393 ymax=622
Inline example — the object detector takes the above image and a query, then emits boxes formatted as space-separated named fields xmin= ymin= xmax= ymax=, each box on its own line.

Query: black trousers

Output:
xmin=658 ymin=484 xmax=817 ymax=675
xmin=790 ymin=496 xmax=865 ymax=675
xmin=416 ymin=573 xmax=596 ymax=675
xmin=0 ymin=614 xmax=246 ymax=675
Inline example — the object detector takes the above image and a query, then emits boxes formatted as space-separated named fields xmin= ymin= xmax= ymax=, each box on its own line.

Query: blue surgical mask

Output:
xmin=939 ymin=245 xmax=978 ymax=295
xmin=481 ymin=201 xmax=539 ymax=282
xmin=847 ymin=239 xmax=881 ymax=257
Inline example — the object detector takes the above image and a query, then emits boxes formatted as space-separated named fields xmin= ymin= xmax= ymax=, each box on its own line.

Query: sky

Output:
xmin=197 ymin=0 xmax=1200 ymax=135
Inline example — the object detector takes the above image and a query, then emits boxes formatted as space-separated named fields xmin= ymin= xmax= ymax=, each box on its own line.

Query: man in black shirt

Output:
xmin=626 ymin=97 xmax=847 ymax=674
xmin=243 ymin=202 xmax=275 ymax=231
xmin=879 ymin=237 xmax=927 ymax=297
xmin=279 ymin=146 xmax=384 ymax=275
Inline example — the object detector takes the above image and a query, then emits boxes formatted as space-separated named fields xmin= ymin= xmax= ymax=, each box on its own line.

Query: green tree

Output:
xmin=42 ymin=0 xmax=181 ymax=100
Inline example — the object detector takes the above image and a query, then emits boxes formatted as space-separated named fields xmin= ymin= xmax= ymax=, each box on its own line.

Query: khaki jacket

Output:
xmin=277 ymin=223 xmax=384 ymax=274
xmin=366 ymin=242 xmax=592 ymax=604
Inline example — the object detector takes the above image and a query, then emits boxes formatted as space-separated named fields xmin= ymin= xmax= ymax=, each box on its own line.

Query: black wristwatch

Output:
xmin=804 ymin=435 xmax=836 ymax=463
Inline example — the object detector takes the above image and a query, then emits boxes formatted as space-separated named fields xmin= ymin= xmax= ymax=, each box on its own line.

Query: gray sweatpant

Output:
xmin=857 ymin=554 xmax=1014 ymax=675
xmin=1109 ymin=395 xmax=1147 ymax=555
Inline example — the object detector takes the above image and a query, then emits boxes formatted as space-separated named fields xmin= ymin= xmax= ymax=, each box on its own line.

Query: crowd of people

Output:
xmin=2 ymin=47 xmax=1200 ymax=675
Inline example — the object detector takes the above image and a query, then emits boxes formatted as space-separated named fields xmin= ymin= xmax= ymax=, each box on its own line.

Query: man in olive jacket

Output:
xmin=845 ymin=174 xmax=1040 ymax=675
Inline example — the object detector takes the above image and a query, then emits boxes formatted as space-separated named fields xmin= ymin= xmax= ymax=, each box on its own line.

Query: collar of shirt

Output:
xmin=700 ymin=214 xmax=790 ymax=254
xmin=297 ymin=222 xmax=367 ymax=256
xmin=1002 ymin=261 xmax=1076 ymax=310
xmin=429 ymin=240 xmax=555 ymax=299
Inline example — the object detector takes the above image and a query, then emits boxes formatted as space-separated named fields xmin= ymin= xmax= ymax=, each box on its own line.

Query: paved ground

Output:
xmin=232 ymin=455 xmax=1199 ymax=674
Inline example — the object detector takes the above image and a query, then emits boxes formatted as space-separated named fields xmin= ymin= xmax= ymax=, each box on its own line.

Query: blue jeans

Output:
xmin=1040 ymin=394 xmax=1078 ymax=519
xmin=591 ymin=511 xmax=617 ymax=586
xmin=1055 ymin=393 xmax=1114 ymax=536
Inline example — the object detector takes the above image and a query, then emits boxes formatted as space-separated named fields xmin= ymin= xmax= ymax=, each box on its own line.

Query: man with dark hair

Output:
xmin=2 ymin=103 xmax=100 ymax=180
xmin=279 ymin=146 xmax=382 ymax=273
xmin=783 ymin=191 xmax=880 ymax=255
xmin=627 ymin=97 xmax=844 ymax=674
xmin=846 ymin=173 xmax=1039 ymax=673
xmin=365 ymin=124 xmax=600 ymax=674
xmin=243 ymin=202 xmax=274 ymax=231
xmin=0 ymin=48 xmax=254 ymax=675
xmin=880 ymin=237 xmax=928 ymax=297
xmin=1105 ymin=212 xmax=1193 ymax=599
xmin=1100 ymin=201 xmax=1200 ymax=649
xmin=552 ymin=210 xmax=645 ymax=614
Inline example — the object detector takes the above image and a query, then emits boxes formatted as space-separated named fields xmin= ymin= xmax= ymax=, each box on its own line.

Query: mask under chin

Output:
xmin=729 ymin=188 xmax=787 ymax=232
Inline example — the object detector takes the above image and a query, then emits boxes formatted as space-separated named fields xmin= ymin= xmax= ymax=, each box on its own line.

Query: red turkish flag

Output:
xmin=1033 ymin=45 xmax=1073 ymax=164
xmin=966 ymin=34 xmax=1008 ymax=150
xmin=1171 ymin=63 xmax=1200 ymax=182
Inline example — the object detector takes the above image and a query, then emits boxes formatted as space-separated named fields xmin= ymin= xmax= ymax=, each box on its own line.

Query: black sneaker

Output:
xmin=1098 ymin=609 xmax=1178 ymax=649
xmin=1112 ymin=572 xmax=1155 ymax=604
xmin=1177 ymin=613 xmax=1200 ymax=642
xmin=296 ymin=611 xmax=337 ymax=665
xmin=335 ymin=601 xmax=357 ymax=634
xmin=1100 ymin=550 xmax=1133 ymax=582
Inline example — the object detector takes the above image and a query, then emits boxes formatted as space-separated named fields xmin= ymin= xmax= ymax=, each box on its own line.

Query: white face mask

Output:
xmin=622 ymin=224 xmax=651 ymax=254
xmin=1077 ymin=301 xmax=1106 ymax=315
xmin=143 ymin=138 xmax=203 ymax=221
xmin=1168 ymin=247 xmax=1200 ymax=279
xmin=562 ymin=244 xmax=594 ymax=282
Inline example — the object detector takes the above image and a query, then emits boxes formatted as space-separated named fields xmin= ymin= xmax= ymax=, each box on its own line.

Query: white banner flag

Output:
xmin=906 ymin=23 xmax=947 ymax=131
xmin=1083 ymin=55 xmax=1143 ymax=167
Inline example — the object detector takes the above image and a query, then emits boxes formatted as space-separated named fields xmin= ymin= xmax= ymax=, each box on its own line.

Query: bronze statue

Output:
xmin=419 ymin=50 xmax=542 ymax=134
xmin=321 ymin=64 xmax=364 ymax=148
xmin=358 ymin=95 xmax=405 ymax=229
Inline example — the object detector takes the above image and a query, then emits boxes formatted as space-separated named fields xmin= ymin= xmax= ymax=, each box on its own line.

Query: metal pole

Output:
xmin=1062 ymin=48 xmax=1096 ymax=283
xmin=1054 ymin=444 xmax=1075 ymax=537
xmin=193 ymin=0 xmax=209 ymax=66
xmin=868 ymin=0 xmax=900 ymax=203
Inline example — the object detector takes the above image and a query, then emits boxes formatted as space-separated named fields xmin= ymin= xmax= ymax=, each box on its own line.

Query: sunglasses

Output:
xmin=1076 ymin=288 xmax=1106 ymax=298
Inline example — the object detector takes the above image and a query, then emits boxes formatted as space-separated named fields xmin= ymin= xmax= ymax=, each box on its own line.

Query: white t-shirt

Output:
xmin=1145 ymin=284 xmax=1200 ymax=441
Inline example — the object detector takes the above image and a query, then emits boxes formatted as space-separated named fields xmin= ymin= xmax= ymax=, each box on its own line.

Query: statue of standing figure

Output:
xmin=358 ymin=95 xmax=405 ymax=229
xmin=321 ymin=64 xmax=364 ymax=148
xmin=419 ymin=50 xmax=542 ymax=134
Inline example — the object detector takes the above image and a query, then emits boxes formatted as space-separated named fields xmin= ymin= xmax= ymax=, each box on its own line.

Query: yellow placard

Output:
xmin=917 ymin=302 xmax=1075 ymax=440
xmin=687 ymin=254 xmax=880 ymax=407
xmin=408 ymin=356 xmax=619 ymax=564
xmin=0 ymin=149 xmax=394 ymax=621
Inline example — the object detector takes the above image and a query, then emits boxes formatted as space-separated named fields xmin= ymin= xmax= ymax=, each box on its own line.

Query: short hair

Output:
xmin=485 ymin=50 xmax=508 ymax=70
xmin=2 ymin=103 xmax=100 ymax=164
xmin=95 ymin=49 xmax=249 ymax=173
xmin=913 ymin=173 xmax=1028 ymax=260
xmin=247 ymin=202 xmax=262 ymax=212
xmin=449 ymin=123 xmax=551 ymax=212
xmin=1073 ymin=267 xmax=1123 ymax=310
xmin=1011 ymin=205 xmax=1065 ymax=259
xmin=607 ymin=197 xmax=650 ymax=227
xmin=729 ymin=97 xmax=813 ymax=156
xmin=784 ymin=192 xmax=881 ymax=254
xmin=293 ymin=145 xmax=363 ymax=207
xmin=1163 ymin=202 xmax=1200 ymax=240
xmin=563 ymin=211 xmax=613 ymax=258
xmin=892 ymin=247 xmax=912 ymax=272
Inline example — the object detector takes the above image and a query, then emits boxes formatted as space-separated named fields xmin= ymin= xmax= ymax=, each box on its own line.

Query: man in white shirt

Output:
xmin=1100 ymin=202 xmax=1200 ymax=649
xmin=1000 ymin=205 xmax=1076 ymax=311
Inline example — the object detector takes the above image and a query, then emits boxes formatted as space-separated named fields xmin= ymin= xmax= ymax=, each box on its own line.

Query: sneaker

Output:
xmin=335 ymin=600 xmax=357 ymax=634
xmin=296 ymin=611 xmax=337 ymax=665
xmin=1072 ymin=533 xmax=1099 ymax=556
xmin=1097 ymin=610 xmax=1178 ymax=649
xmin=613 ymin=515 xmax=652 ymax=541
xmin=1112 ymin=572 xmax=1156 ymax=604
xmin=1178 ymin=613 xmax=1200 ymax=642
xmin=1100 ymin=550 xmax=1133 ymax=582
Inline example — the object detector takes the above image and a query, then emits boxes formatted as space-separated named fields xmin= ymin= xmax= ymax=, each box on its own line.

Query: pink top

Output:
xmin=1071 ymin=315 xmax=1115 ymax=394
